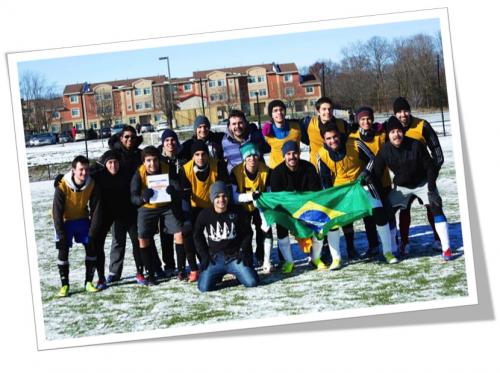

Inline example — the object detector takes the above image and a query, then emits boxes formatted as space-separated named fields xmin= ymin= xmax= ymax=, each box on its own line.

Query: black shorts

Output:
xmin=137 ymin=205 xmax=183 ymax=239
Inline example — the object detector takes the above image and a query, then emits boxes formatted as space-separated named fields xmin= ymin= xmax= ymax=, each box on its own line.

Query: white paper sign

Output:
xmin=147 ymin=174 xmax=171 ymax=203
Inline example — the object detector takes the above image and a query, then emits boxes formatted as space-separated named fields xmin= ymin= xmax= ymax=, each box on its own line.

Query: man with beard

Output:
xmin=179 ymin=115 xmax=224 ymax=161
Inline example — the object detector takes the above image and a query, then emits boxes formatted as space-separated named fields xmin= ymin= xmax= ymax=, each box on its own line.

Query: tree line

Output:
xmin=306 ymin=32 xmax=447 ymax=113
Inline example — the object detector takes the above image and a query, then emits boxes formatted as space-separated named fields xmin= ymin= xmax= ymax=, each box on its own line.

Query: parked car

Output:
xmin=141 ymin=124 xmax=155 ymax=133
xmin=99 ymin=126 xmax=111 ymax=138
xmin=74 ymin=129 xmax=98 ymax=141
xmin=25 ymin=134 xmax=32 ymax=147
xmin=111 ymin=123 xmax=125 ymax=136
xmin=58 ymin=131 xmax=72 ymax=143
xmin=156 ymin=122 xmax=169 ymax=132
xmin=74 ymin=131 xmax=86 ymax=141
xmin=217 ymin=119 xmax=229 ymax=126
xmin=29 ymin=133 xmax=57 ymax=146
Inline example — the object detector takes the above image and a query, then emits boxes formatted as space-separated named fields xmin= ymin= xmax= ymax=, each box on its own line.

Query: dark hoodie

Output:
xmin=108 ymin=133 xmax=143 ymax=181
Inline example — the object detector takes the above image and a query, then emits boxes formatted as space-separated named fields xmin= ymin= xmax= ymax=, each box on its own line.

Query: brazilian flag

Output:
xmin=255 ymin=180 xmax=372 ymax=239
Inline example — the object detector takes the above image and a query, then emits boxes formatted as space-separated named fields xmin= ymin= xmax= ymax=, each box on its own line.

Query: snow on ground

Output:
xmin=25 ymin=112 xmax=468 ymax=341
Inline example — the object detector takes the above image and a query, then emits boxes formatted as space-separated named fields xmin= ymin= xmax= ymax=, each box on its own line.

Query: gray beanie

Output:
xmin=209 ymin=181 xmax=227 ymax=203
xmin=194 ymin=115 xmax=210 ymax=131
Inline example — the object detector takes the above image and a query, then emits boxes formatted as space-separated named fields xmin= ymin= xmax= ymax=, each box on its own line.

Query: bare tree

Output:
xmin=94 ymin=88 xmax=114 ymax=127
xmin=366 ymin=36 xmax=391 ymax=112
xmin=20 ymin=70 xmax=56 ymax=132
xmin=154 ymin=84 xmax=175 ymax=127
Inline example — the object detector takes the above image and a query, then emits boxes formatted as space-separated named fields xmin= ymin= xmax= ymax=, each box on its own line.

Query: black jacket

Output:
xmin=108 ymin=134 xmax=143 ymax=181
xmin=179 ymin=131 xmax=225 ymax=161
xmin=194 ymin=204 xmax=252 ymax=264
xmin=270 ymin=159 xmax=322 ymax=192
xmin=373 ymin=137 xmax=438 ymax=191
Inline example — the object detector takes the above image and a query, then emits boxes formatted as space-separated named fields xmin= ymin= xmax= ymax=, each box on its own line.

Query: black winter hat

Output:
xmin=161 ymin=129 xmax=179 ymax=145
xmin=356 ymin=106 xmax=374 ymax=122
xmin=281 ymin=140 xmax=299 ymax=156
xmin=190 ymin=139 xmax=209 ymax=157
xmin=385 ymin=116 xmax=404 ymax=133
xmin=393 ymin=97 xmax=411 ymax=114
xmin=100 ymin=150 xmax=120 ymax=165
xmin=268 ymin=99 xmax=286 ymax=117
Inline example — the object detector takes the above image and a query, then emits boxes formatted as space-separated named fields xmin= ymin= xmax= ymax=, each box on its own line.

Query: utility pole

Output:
xmin=255 ymin=92 xmax=261 ymax=130
xmin=81 ymin=82 xmax=90 ymax=159
xmin=159 ymin=56 xmax=175 ymax=128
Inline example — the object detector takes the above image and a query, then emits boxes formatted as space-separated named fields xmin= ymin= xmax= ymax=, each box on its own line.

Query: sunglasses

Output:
xmin=123 ymin=135 xmax=136 ymax=139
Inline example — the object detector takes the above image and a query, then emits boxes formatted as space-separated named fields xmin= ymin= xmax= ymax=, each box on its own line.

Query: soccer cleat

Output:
xmin=329 ymin=258 xmax=342 ymax=270
xmin=155 ymin=269 xmax=167 ymax=280
xmin=262 ymin=262 xmax=273 ymax=274
xmin=188 ymin=270 xmax=199 ymax=283
xmin=57 ymin=284 xmax=69 ymax=298
xmin=96 ymin=280 xmax=107 ymax=291
xmin=85 ymin=281 xmax=98 ymax=293
xmin=312 ymin=258 xmax=328 ymax=270
xmin=398 ymin=242 xmax=410 ymax=257
xmin=106 ymin=274 xmax=117 ymax=283
xmin=163 ymin=267 xmax=176 ymax=278
xmin=384 ymin=252 xmax=399 ymax=264
xmin=135 ymin=273 xmax=147 ymax=286
xmin=146 ymin=275 xmax=158 ymax=286
xmin=442 ymin=248 xmax=453 ymax=262
xmin=282 ymin=262 xmax=294 ymax=274
xmin=177 ymin=270 xmax=188 ymax=281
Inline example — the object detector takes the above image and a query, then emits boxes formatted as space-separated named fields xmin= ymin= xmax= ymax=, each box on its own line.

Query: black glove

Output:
xmin=53 ymin=174 xmax=64 ymax=188
xmin=56 ymin=235 xmax=67 ymax=250
xmin=428 ymin=190 xmax=442 ymax=207
xmin=236 ymin=251 xmax=253 ymax=267
xmin=357 ymin=170 xmax=373 ymax=186
xmin=166 ymin=185 xmax=178 ymax=197
xmin=142 ymin=188 xmax=155 ymax=203
xmin=199 ymin=254 xmax=214 ymax=271
xmin=252 ymin=191 xmax=262 ymax=200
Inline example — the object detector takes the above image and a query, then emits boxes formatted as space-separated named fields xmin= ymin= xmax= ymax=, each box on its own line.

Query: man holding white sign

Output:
xmin=130 ymin=146 xmax=185 ymax=285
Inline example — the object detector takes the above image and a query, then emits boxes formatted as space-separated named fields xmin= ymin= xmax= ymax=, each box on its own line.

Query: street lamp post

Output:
xmin=159 ymin=56 xmax=175 ymax=128
xmin=255 ymin=92 xmax=261 ymax=130
xmin=81 ymin=82 xmax=90 ymax=159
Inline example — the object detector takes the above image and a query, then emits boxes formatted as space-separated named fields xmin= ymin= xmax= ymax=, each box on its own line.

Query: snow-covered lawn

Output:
xmin=26 ymin=112 xmax=468 ymax=341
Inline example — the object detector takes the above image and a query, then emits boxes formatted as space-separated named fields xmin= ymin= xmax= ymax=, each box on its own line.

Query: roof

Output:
xmin=193 ymin=63 xmax=298 ymax=79
xmin=300 ymin=73 xmax=321 ymax=85
xmin=63 ymin=75 xmax=168 ymax=95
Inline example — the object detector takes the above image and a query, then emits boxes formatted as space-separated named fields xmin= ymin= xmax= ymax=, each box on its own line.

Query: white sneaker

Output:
xmin=262 ymin=262 xmax=273 ymax=274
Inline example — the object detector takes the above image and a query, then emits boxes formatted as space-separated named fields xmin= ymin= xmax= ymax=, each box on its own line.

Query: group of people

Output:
xmin=51 ymin=96 xmax=453 ymax=296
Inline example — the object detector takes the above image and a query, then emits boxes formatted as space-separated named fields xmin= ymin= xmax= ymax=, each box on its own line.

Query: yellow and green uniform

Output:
xmin=403 ymin=117 xmax=426 ymax=145
xmin=138 ymin=161 xmax=170 ymax=209
xmin=318 ymin=138 xmax=363 ymax=187
xmin=183 ymin=158 xmax=219 ymax=209
xmin=349 ymin=130 xmax=391 ymax=188
xmin=307 ymin=116 xmax=348 ymax=171
xmin=264 ymin=120 xmax=301 ymax=169
xmin=232 ymin=162 xmax=269 ymax=211
xmin=57 ymin=178 xmax=95 ymax=221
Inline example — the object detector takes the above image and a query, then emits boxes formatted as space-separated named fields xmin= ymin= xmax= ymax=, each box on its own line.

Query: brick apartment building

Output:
xmin=43 ymin=62 xmax=321 ymax=132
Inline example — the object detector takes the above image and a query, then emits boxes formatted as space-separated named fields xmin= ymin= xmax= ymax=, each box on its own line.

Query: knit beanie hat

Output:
xmin=190 ymin=139 xmax=209 ymax=157
xmin=100 ymin=150 xmax=120 ymax=165
xmin=385 ymin=116 xmax=404 ymax=133
xmin=161 ymin=128 xmax=179 ymax=145
xmin=209 ymin=180 xmax=227 ymax=203
xmin=281 ymin=140 xmax=299 ymax=156
xmin=240 ymin=142 xmax=260 ymax=160
xmin=356 ymin=106 xmax=374 ymax=122
xmin=194 ymin=115 xmax=211 ymax=131
xmin=268 ymin=99 xmax=286 ymax=117
xmin=393 ymin=97 xmax=411 ymax=113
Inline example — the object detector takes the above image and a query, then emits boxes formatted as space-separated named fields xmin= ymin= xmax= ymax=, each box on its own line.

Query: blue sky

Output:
xmin=18 ymin=18 xmax=440 ymax=94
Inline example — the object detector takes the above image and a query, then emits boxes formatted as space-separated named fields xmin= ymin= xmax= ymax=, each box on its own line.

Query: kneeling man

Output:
xmin=195 ymin=181 xmax=259 ymax=292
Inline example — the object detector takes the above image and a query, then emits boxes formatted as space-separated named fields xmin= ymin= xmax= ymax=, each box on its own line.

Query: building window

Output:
xmin=70 ymin=95 xmax=78 ymax=103
xmin=135 ymin=102 xmax=144 ymax=110
xmin=285 ymin=87 xmax=295 ymax=96
xmin=75 ymin=122 xmax=83 ymax=130
xmin=306 ymin=86 xmax=314 ymax=94
xmin=91 ymin=122 xmax=98 ymax=129
xmin=184 ymin=83 xmax=192 ymax=92
xmin=154 ymin=114 xmax=161 ymax=122
xmin=257 ymin=75 xmax=265 ymax=82
xmin=219 ymin=93 xmax=227 ymax=101
xmin=259 ymin=89 xmax=267 ymax=96
xmin=96 ymin=92 xmax=112 ymax=101
xmin=218 ymin=79 xmax=225 ymax=87
xmin=208 ymin=80 xmax=216 ymax=88
xmin=128 ymin=105 xmax=132 ymax=110
xmin=143 ymin=87 xmax=152 ymax=95
xmin=134 ymin=89 xmax=142 ymax=96
xmin=52 ymin=111 xmax=60 ymax=119
xmin=284 ymin=74 xmax=292 ymax=82
xmin=144 ymin=101 xmax=152 ymax=109
xmin=247 ymin=76 xmax=256 ymax=84
xmin=210 ymin=94 xmax=218 ymax=102
xmin=71 ymin=108 xmax=80 ymax=117
xmin=129 ymin=117 xmax=136 ymax=124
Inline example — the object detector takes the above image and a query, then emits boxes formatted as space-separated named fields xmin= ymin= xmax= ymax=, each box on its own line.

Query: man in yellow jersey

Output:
xmin=130 ymin=146 xmax=184 ymax=285
xmin=261 ymin=100 xmax=308 ymax=169
xmin=180 ymin=140 xmax=230 ymax=282
xmin=52 ymin=155 xmax=102 ymax=297
xmin=318 ymin=122 xmax=398 ymax=269
xmin=230 ymin=142 xmax=272 ymax=273
xmin=350 ymin=106 xmax=398 ymax=258
xmin=391 ymin=97 xmax=444 ymax=256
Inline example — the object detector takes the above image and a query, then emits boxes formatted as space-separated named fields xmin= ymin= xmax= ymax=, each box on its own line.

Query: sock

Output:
xmin=434 ymin=217 xmax=450 ymax=252
xmin=426 ymin=206 xmax=440 ymax=241
xmin=327 ymin=230 xmax=341 ymax=261
xmin=139 ymin=246 xmax=154 ymax=276
xmin=311 ymin=237 xmax=323 ymax=261
xmin=399 ymin=209 xmax=411 ymax=245
xmin=263 ymin=237 xmax=272 ymax=267
xmin=85 ymin=256 xmax=97 ymax=283
xmin=343 ymin=228 xmax=355 ymax=256
xmin=390 ymin=227 xmax=398 ymax=254
xmin=175 ymin=243 xmax=187 ymax=272
xmin=277 ymin=237 xmax=293 ymax=263
xmin=376 ymin=224 xmax=393 ymax=255
xmin=57 ymin=262 xmax=69 ymax=287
